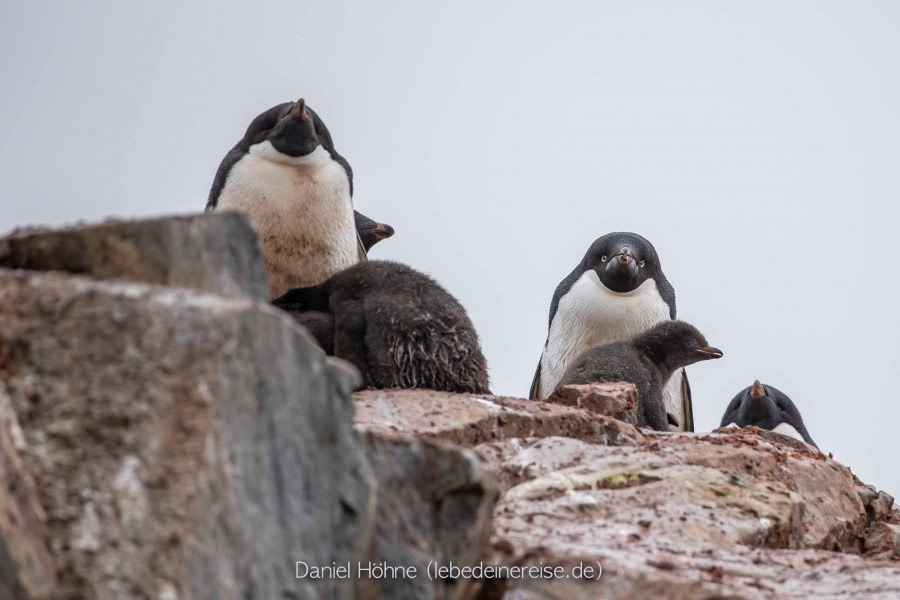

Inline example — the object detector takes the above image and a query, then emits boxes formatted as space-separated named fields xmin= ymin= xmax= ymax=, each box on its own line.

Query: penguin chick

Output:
xmin=272 ymin=260 xmax=490 ymax=394
xmin=720 ymin=381 xmax=817 ymax=448
xmin=559 ymin=320 xmax=722 ymax=431
xmin=530 ymin=232 xmax=694 ymax=431
xmin=207 ymin=98 xmax=364 ymax=298
xmin=354 ymin=210 xmax=395 ymax=252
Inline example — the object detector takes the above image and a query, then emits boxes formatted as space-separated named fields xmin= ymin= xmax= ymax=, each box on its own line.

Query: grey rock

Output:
xmin=0 ymin=269 xmax=374 ymax=599
xmin=0 ymin=212 xmax=268 ymax=300
xmin=358 ymin=431 xmax=498 ymax=600
xmin=0 ymin=390 xmax=55 ymax=600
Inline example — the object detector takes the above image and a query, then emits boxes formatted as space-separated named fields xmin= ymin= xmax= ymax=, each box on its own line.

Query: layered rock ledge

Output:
xmin=1 ymin=214 xmax=897 ymax=599
xmin=354 ymin=388 xmax=900 ymax=599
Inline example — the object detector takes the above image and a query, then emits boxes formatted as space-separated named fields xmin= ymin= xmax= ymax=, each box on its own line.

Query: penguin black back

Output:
xmin=560 ymin=320 xmax=722 ymax=430
xmin=720 ymin=381 xmax=817 ymax=448
xmin=273 ymin=261 xmax=490 ymax=394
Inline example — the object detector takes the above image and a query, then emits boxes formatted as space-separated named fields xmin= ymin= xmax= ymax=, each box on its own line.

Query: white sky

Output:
xmin=2 ymin=2 xmax=898 ymax=496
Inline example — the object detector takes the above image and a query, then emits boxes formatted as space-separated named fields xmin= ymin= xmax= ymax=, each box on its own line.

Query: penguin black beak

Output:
xmin=750 ymin=380 xmax=766 ymax=398
xmin=366 ymin=222 xmax=394 ymax=241
xmin=606 ymin=248 xmax=638 ymax=276
xmin=614 ymin=247 xmax=634 ymax=264
xmin=294 ymin=98 xmax=309 ymax=119
xmin=695 ymin=347 xmax=723 ymax=359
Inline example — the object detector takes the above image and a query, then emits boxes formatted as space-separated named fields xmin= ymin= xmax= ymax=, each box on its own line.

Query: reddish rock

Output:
xmin=353 ymin=388 xmax=900 ymax=599
xmin=544 ymin=383 xmax=638 ymax=424
xmin=713 ymin=423 xmax=820 ymax=453
xmin=478 ymin=430 xmax=900 ymax=598
xmin=353 ymin=389 xmax=643 ymax=447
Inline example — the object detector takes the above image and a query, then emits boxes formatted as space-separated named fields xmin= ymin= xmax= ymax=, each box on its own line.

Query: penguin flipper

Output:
xmin=528 ymin=360 xmax=542 ymax=400
xmin=681 ymin=369 xmax=694 ymax=432
xmin=271 ymin=282 xmax=331 ymax=313
xmin=206 ymin=147 xmax=245 ymax=211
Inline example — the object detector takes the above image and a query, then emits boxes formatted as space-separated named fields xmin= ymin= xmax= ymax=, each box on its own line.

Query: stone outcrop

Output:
xmin=544 ymin=382 xmax=638 ymax=424
xmin=354 ymin=387 xmax=900 ymax=599
xmin=0 ymin=268 xmax=375 ymax=599
xmin=357 ymin=432 xmax=497 ymax=600
xmin=0 ymin=212 xmax=268 ymax=300
xmin=354 ymin=389 xmax=643 ymax=448
xmin=0 ymin=214 xmax=502 ymax=600
xmin=1 ymin=214 xmax=898 ymax=599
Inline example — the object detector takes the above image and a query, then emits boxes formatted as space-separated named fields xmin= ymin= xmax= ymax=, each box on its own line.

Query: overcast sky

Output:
xmin=2 ymin=2 xmax=898 ymax=496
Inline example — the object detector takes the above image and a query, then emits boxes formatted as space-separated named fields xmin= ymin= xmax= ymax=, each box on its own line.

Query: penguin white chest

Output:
xmin=539 ymin=272 xmax=671 ymax=398
xmin=216 ymin=143 xmax=359 ymax=297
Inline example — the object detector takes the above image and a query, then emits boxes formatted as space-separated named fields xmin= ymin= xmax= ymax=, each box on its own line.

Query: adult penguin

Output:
xmin=720 ymin=381 xmax=818 ymax=448
xmin=207 ymin=98 xmax=367 ymax=298
xmin=530 ymin=232 xmax=693 ymax=430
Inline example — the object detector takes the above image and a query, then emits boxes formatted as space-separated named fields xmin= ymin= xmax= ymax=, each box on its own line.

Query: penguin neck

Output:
xmin=248 ymin=141 xmax=334 ymax=168
xmin=631 ymin=335 xmax=681 ymax=381
xmin=538 ymin=270 xmax=670 ymax=397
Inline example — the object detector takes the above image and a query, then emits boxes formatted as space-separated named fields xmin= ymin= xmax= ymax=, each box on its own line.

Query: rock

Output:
xmin=479 ymin=549 xmax=900 ymax=599
xmin=0 ymin=389 xmax=55 ymax=600
xmin=0 ymin=212 xmax=268 ymax=300
xmin=865 ymin=520 xmax=900 ymax=559
xmin=479 ymin=429 xmax=899 ymax=598
xmin=0 ymin=269 xmax=374 ymax=599
xmin=358 ymin=431 xmax=498 ymax=600
xmin=857 ymin=483 xmax=900 ymax=559
xmin=353 ymin=389 xmax=900 ymax=599
xmin=714 ymin=423 xmax=819 ymax=453
xmin=353 ymin=389 xmax=643 ymax=447
xmin=544 ymin=383 xmax=638 ymax=424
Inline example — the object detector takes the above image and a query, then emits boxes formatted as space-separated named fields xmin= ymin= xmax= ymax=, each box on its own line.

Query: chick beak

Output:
xmin=695 ymin=347 xmax=724 ymax=359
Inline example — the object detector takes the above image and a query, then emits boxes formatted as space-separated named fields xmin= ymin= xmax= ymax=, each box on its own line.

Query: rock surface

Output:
xmin=357 ymin=431 xmax=498 ymax=600
xmin=354 ymin=389 xmax=644 ymax=448
xmin=0 ymin=269 xmax=374 ymax=599
xmin=2 ymin=214 xmax=899 ymax=600
xmin=354 ymin=386 xmax=900 ymax=600
xmin=544 ymin=382 xmax=638 ymax=424
xmin=0 ymin=212 xmax=268 ymax=300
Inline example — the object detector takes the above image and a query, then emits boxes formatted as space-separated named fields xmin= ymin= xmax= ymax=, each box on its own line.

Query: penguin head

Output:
xmin=581 ymin=232 xmax=663 ymax=293
xmin=242 ymin=99 xmax=349 ymax=170
xmin=635 ymin=320 xmax=723 ymax=374
xmin=720 ymin=381 xmax=817 ymax=447
xmin=355 ymin=212 xmax=395 ymax=252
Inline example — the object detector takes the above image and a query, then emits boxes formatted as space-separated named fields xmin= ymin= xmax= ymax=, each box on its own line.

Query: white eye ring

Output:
xmin=639 ymin=260 xmax=646 ymax=268
xmin=601 ymin=255 xmax=608 ymax=263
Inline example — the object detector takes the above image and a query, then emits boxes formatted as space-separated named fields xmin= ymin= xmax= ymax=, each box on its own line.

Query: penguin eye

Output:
xmin=601 ymin=255 xmax=608 ymax=263
xmin=639 ymin=260 xmax=646 ymax=268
